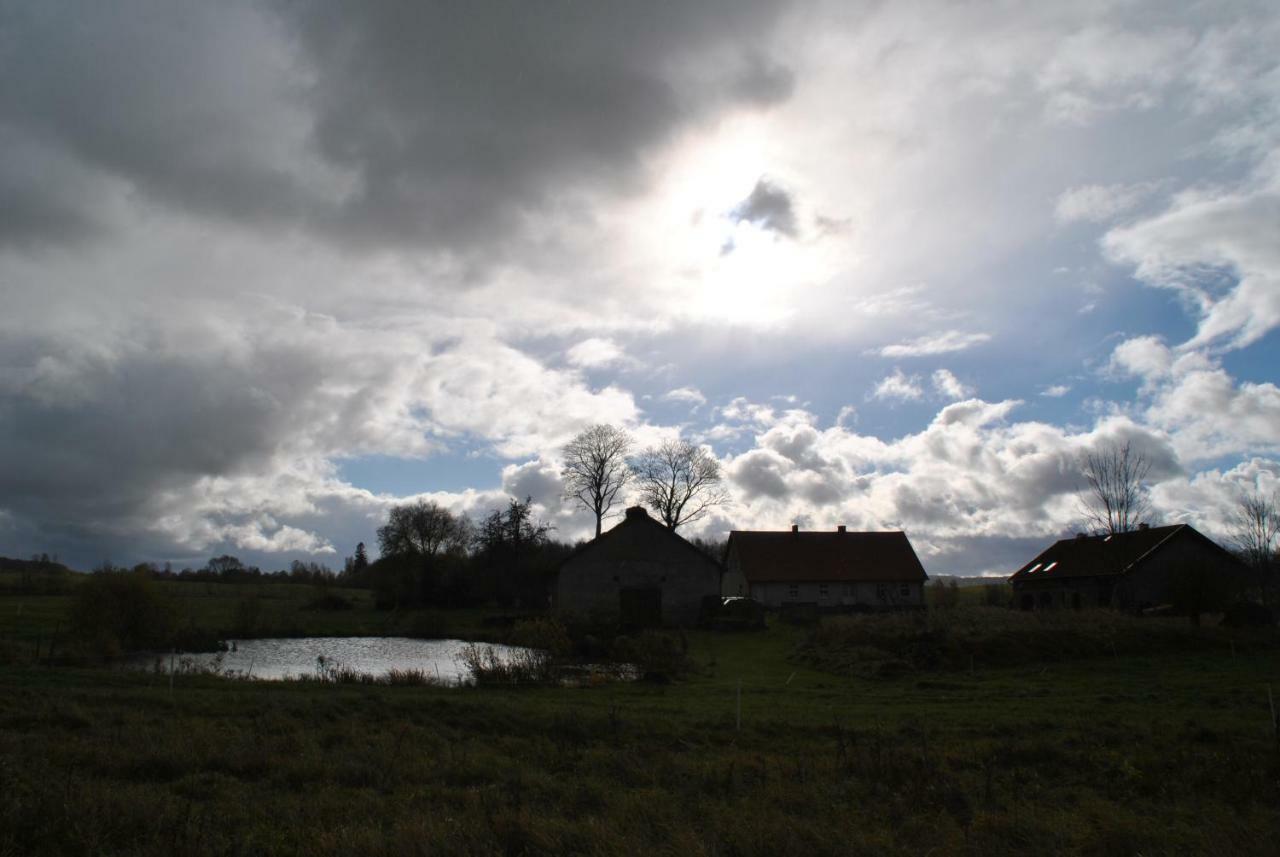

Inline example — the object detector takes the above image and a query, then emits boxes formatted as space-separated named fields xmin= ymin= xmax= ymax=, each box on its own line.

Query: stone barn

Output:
xmin=1009 ymin=523 xmax=1249 ymax=611
xmin=554 ymin=506 xmax=722 ymax=626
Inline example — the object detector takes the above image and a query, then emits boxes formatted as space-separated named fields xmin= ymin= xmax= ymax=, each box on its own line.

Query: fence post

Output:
xmin=736 ymin=679 xmax=742 ymax=732
xmin=1269 ymin=684 xmax=1277 ymax=745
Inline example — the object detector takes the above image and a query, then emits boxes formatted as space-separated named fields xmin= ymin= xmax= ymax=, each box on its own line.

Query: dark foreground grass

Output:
xmin=3 ymin=619 xmax=1280 ymax=856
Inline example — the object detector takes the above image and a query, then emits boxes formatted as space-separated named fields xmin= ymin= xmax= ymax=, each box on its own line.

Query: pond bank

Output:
xmin=123 ymin=636 xmax=535 ymax=684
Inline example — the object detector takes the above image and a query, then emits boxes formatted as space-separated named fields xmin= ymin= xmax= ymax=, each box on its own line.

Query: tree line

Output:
xmin=343 ymin=496 xmax=571 ymax=610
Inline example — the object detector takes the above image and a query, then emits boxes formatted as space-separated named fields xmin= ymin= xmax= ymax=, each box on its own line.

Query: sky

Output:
xmin=2 ymin=0 xmax=1279 ymax=575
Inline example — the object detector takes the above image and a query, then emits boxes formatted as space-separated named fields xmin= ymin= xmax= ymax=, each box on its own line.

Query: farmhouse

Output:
xmin=1009 ymin=523 xmax=1248 ymax=611
xmin=554 ymin=506 xmax=722 ymax=626
xmin=722 ymin=526 xmax=928 ymax=610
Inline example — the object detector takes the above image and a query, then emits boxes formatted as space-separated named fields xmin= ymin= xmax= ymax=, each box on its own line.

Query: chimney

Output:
xmin=625 ymin=506 xmax=648 ymax=521
xmin=837 ymin=525 xmax=846 ymax=533
xmin=1138 ymin=522 xmax=1149 ymax=531
xmin=1075 ymin=532 xmax=1087 ymax=540
xmin=791 ymin=524 xmax=799 ymax=533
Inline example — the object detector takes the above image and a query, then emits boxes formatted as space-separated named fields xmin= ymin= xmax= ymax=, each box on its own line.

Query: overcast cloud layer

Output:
xmin=2 ymin=0 xmax=1278 ymax=574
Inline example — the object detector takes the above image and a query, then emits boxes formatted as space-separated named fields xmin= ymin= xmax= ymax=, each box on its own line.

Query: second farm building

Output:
xmin=723 ymin=525 xmax=929 ymax=610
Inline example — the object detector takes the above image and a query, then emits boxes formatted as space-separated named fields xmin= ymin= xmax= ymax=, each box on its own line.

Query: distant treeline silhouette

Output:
xmin=7 ymin=496 xmax=729 ymax=611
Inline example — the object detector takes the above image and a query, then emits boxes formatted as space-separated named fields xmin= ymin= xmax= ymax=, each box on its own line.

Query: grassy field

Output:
xmin=0 ymin=576 xmax=518 ymax=658
xmin=2 ymin=611 xmax=1279 ymax=856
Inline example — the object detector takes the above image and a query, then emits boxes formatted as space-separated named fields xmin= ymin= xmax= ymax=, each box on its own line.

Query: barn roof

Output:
xmin=726 ymin=529 xmax=928 ymax=583
xmin=1008 ymin=524 xmax=1235 ymax=583
xmin=557 ymin=506 xmax=722 ymax=570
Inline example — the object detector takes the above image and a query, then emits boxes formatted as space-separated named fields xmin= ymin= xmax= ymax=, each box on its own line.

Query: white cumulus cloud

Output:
xmin=872 ymin=369 xmax=924 ymax=401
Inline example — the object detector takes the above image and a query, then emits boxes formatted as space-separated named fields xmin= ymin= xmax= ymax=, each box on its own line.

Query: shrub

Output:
xmin=458 ymin=643 xmax=553 ymax=684
xmin=68 ymin=569 xmax=177 ymax=656
xmin=609 ymin=630 xmax=693 ymax=682
xmin=928 ymin=579 xmax=961 ymax=608
xmin=982 ymin=582 xmax=1012 ymax=607
xmin=507 ymin=617 xmax=572 ymax=657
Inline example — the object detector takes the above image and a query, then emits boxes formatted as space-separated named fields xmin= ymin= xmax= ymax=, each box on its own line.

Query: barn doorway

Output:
xmin=620 ymin=587 xmax=662 ymax=628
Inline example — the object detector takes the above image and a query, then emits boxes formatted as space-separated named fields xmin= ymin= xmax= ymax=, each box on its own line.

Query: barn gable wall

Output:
xmin=555 ymin=512 xmax=721 ymax=626
xmin=1117 ymin=529 xmax=1247 ymax=610
xmin=722 ymin=543 xmax=748 ymax=597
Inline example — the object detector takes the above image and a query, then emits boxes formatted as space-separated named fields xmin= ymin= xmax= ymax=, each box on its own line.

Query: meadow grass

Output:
xmin=797 ymin=605 xmax=1269 ymax=677
xmin=2 ymin=614 xmax=1278 ymax=855
xmin=0 ymin=577 xmax=512 ymax=656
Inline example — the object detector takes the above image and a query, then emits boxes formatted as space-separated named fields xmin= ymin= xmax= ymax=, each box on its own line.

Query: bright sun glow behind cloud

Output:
xmin=628 ymin=117 xmax=844 ymax=328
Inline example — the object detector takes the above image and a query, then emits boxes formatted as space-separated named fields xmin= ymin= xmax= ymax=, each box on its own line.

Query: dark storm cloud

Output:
xmin=0 ymin=333 xmax=312 ymax=534
xmin=731 ymin=178 xmax=798 ymax=237
xmin=0 ymin=1 xmax=795 ymax=252
xmin=286 ymin=1 xmax=796 ymax=250
xmin=0 ymin=0 xmax=797 ymax=561
xmin=0 ymin=2 xmax=324 ymax=248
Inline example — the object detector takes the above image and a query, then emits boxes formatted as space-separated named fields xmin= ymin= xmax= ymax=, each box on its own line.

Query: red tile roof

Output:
xmin=726 ymin=530 xmax=928 ymax=583
xmin=1009 ymin=524 xmax=1192 ymax=582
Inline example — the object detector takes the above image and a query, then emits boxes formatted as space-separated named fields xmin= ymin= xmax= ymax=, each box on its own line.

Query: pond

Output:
xmin=125 ymin=637 xmax=533 ymax=684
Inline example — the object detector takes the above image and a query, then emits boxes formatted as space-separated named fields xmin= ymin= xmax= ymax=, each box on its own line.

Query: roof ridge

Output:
xmin=1122 ymin=523 xmax=1186 ymax=573
xmin=557 ymin=509 xmax=723 ymax=572
xmin=729 ymin=529 xmax=907 ymax=536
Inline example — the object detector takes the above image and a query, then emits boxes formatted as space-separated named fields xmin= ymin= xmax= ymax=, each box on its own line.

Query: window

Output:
xmin=900 ymin=583 xmax=910 ymax=597
xmin=818 ymin=584 xmax=829 ymax=599
xmin=876 ymin=584 xmax=888 ymax=601
xmin=788 ymin=584 xmax=799 ymax=600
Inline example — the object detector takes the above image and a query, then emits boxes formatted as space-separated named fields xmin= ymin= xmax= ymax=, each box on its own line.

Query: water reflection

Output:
xmin=126 ymin=637 xmax=530 ymax=683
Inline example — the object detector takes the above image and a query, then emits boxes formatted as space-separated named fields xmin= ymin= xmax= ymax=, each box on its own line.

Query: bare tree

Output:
xmin=631 ymin=439 xmax=728 ymax=530
xmin=1232 ymin=487 xmax=1279 ymax=571
xmin=561 ymin=424 xmax=634 ymax=537
xmin=1078 ymin=440 xmax=1153 ymax=535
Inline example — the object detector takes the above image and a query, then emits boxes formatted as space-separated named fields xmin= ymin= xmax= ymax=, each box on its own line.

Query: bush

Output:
xmin=929 ymin=579 xmax=961 ymax=608
xmin=506 ymin=617 xmax=572 ymax=657
xmin=68 ymin=569 xmax=177 ymax=656
xmin=609 ymin=630 xmax=693 ymax=682
xmin=458 ymin=643 xmax=553 ymax=684
xmin=982 ymin=582 xmax=1012 ymax=607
